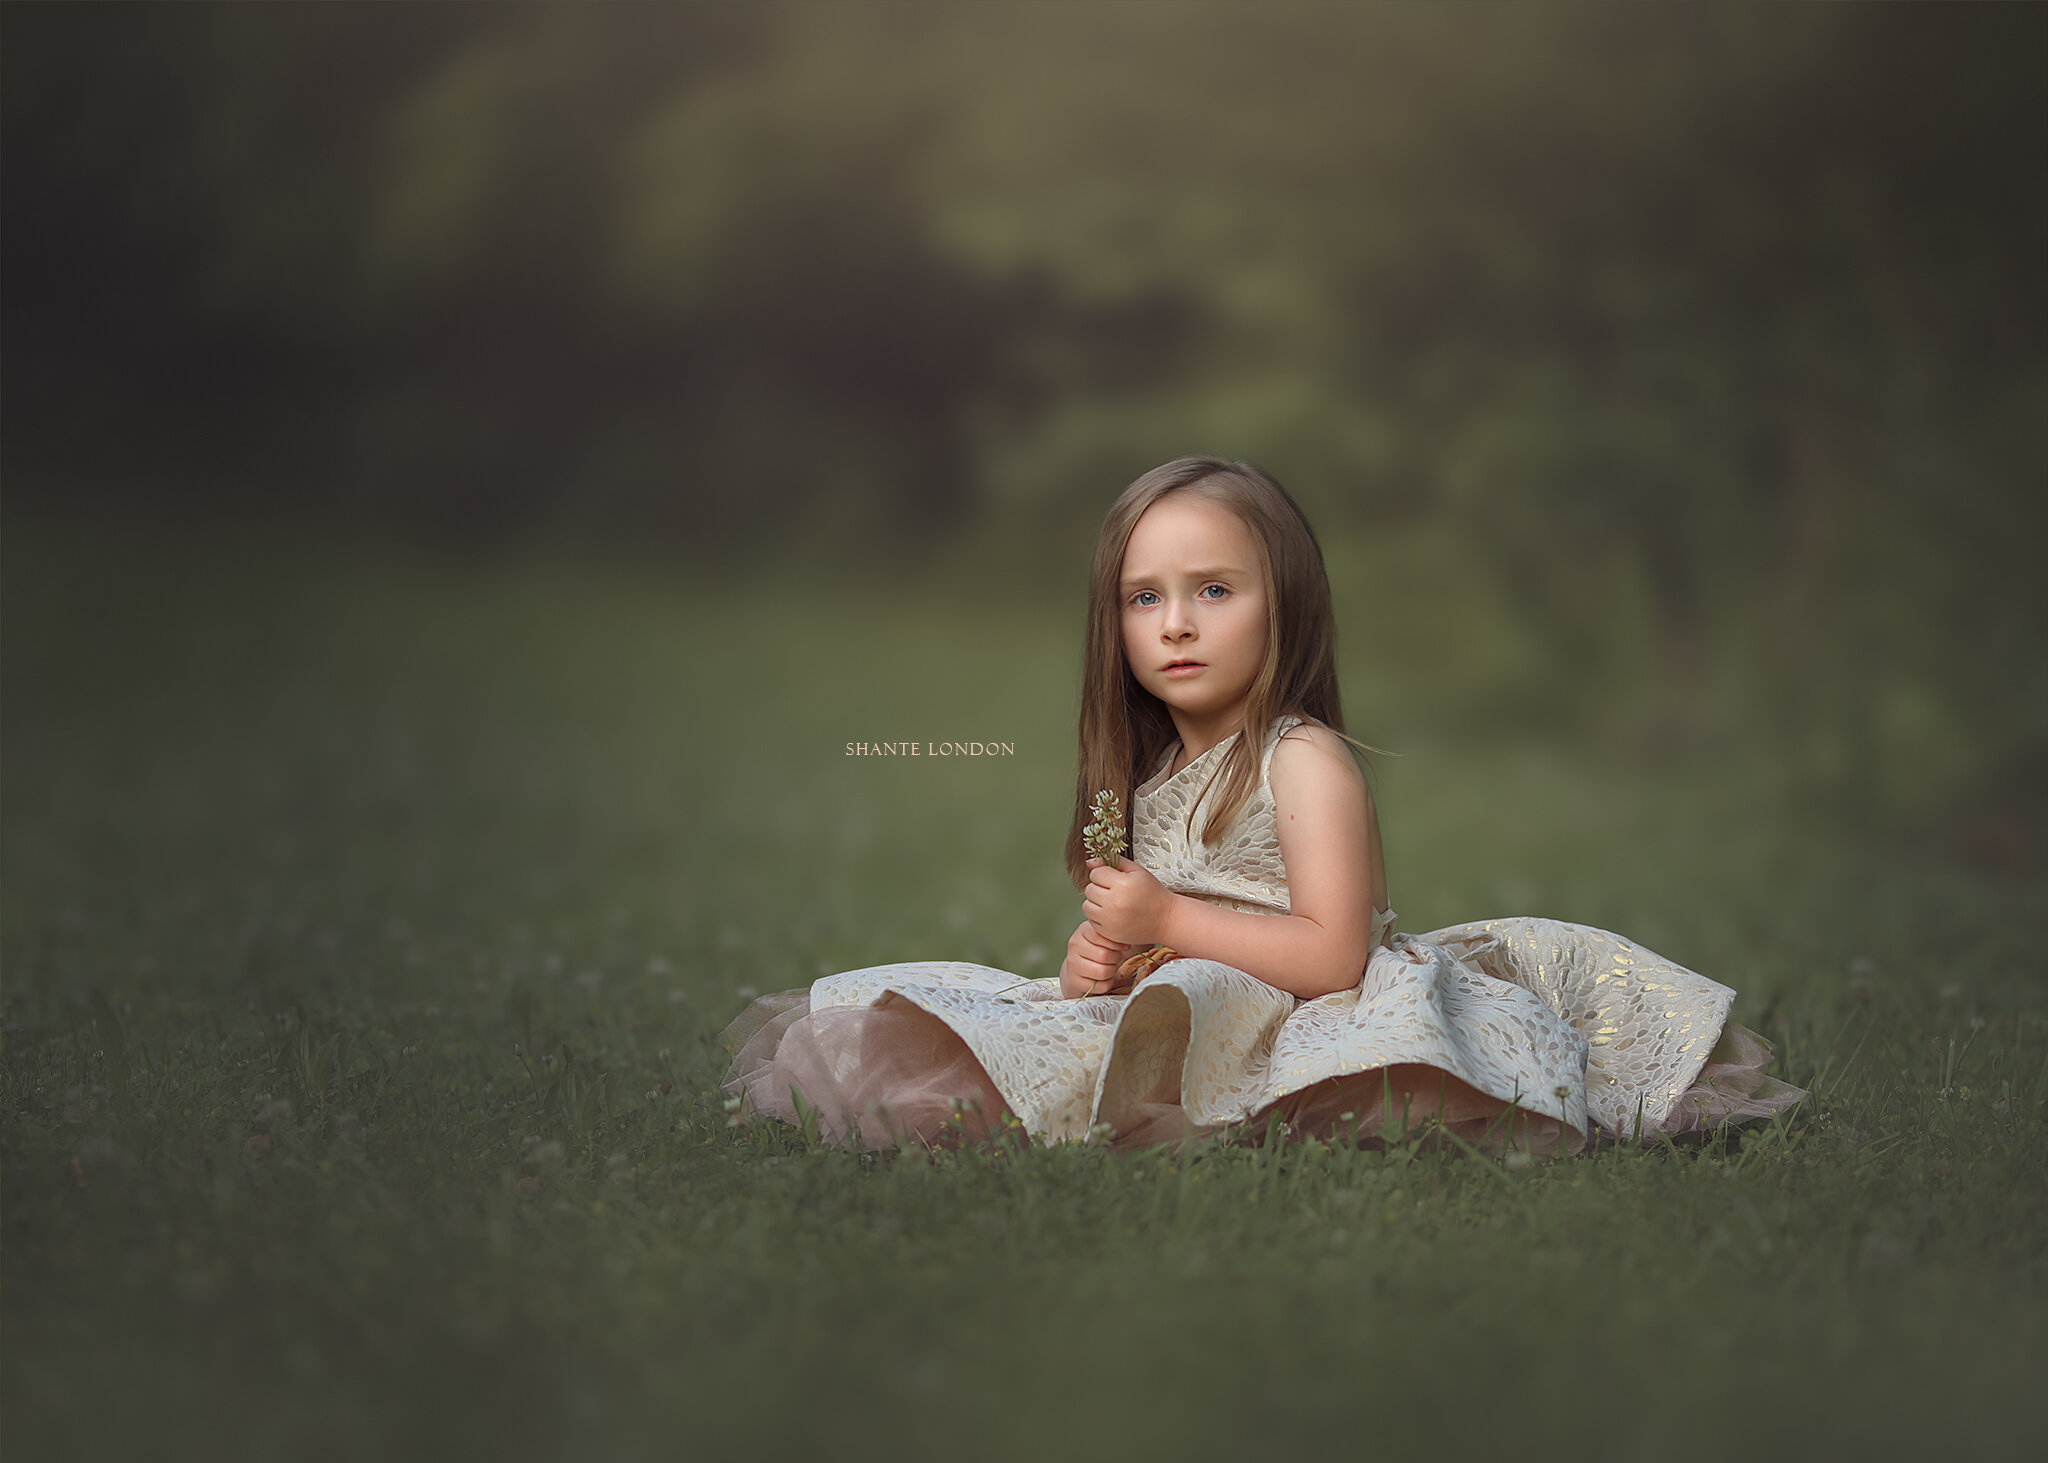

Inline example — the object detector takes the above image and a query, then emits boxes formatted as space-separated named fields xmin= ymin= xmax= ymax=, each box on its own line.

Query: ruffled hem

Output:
xmin=724 ymin=989 xmax=1581 ymax=1154
xmin=1650 ymin=1022 xmax=1806 ymax=1137
xmin=720 ymin=989 xmax=1801 ymax=1155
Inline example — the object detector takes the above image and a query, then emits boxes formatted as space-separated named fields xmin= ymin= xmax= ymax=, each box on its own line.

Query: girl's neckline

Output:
xmin=1146 ymin=731 xmax=1236 ymax=793
xmin=1137 ymin=714 xmax=1307 ymax=800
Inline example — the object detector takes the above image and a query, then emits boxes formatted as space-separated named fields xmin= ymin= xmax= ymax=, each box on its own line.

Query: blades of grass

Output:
xmin=89 ymin=991 xmax=133 ymax=1128
xmin=1817 ymin=1016 xmax=1876 ymax=1108
xmin=1806 ymin=1003 xmax=1864 ymax=1096
xmin=1432 ymin=1121 xmax=1511 ymax=1181
xmin=789 ymin=1085 xmax=821 ymax=1150
xmin=1173 ymin=1110 xmax=1206 ymax=1235
xmin=1479 ymin=1094 xmax=1523 ymax=1155
xmin=1658 ymin=1126 xmax=1685 ymax=1164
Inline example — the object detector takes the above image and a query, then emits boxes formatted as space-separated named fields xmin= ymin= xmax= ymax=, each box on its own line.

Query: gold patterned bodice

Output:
xmin=1132 ymin=715 xmax=1396 ymax=946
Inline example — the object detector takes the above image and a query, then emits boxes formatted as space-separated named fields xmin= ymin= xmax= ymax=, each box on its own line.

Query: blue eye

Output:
xmin=1130 ymin=590 xmax=1160 ymax=608
xmin=1200 ymin=583 xmax=1230 ymax=600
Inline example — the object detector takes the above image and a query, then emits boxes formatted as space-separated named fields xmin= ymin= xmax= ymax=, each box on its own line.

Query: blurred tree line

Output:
xmin=4 ymin=2 xmax=2043 ymax=834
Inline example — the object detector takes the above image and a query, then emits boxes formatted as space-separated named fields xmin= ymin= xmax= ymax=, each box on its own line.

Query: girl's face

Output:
xmin=1119 ymin=492 xmax=1269 ymax=736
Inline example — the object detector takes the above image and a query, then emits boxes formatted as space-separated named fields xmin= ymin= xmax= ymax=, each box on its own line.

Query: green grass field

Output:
xmin=4 ymin=513 xmax=2044 ymax=1460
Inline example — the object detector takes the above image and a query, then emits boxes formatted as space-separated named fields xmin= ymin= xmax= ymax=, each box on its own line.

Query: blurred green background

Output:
xmin=5 ymin=6 xmax=2047 ymax=1458
xmin=6 ymin=1 xmax=2044 ymax=827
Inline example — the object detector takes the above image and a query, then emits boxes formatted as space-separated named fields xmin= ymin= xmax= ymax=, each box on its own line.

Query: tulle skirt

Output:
xmin=722 ymin=920 xmax=1806 ymax=1155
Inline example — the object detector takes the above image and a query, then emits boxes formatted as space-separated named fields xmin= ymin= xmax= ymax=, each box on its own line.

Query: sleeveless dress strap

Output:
xmin=1258 ymin=715 xmax=1307 ymax=780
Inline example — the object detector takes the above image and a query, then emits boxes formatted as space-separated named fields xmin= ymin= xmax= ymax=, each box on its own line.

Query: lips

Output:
xmin=1162 ymin=660 xmax=1205 ymax=675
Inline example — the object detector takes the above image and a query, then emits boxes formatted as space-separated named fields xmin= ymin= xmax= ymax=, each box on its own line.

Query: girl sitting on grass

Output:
xmin=724 ymin=456 xmax=1804 ymax=1152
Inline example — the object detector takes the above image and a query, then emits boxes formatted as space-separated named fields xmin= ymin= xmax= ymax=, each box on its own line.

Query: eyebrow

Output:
xmin=1119 ymin=566 xmax=1251 ymax=591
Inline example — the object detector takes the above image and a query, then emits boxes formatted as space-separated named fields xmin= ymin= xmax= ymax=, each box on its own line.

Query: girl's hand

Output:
xmin=1082 ymin=857 xmax=1175 ymax=947
xmin=1060 ymin=918 xmax=1130 ymax=999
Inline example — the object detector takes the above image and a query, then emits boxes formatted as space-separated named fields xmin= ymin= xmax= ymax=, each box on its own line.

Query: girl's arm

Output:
xmin=1082 ymin=724 xmax=1379 ymax=1000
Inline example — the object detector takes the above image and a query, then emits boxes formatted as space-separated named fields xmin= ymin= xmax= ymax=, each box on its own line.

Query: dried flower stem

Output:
xmin=1083 ymin=788 xmax=1126 ymax=869
xmin=1116 ymin=944 xmax=1178 ymax=981
xmin=1081 ymin=788 xmax=1177 ymax=987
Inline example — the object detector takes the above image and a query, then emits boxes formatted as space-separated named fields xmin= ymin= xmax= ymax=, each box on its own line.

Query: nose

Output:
xmin=1162 ymin=593 xmax=1197 ymax=640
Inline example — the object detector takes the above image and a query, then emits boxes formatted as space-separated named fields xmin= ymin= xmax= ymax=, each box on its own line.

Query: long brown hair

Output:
xmin=1064 ymin=456 xmax=1347 ymax=890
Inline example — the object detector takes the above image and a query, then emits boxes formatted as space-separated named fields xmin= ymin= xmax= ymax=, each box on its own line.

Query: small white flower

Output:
xmin=525 ymin=1139 xmax=564 ymax=1167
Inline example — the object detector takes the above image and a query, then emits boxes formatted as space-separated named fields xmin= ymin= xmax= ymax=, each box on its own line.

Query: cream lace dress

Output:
xmin=723 ymin=717 xmax=1803 ymax=1153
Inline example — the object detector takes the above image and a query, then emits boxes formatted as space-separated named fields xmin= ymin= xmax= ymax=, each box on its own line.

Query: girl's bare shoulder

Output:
xmin=1270 ymin=720 xmax=1368 ymax=801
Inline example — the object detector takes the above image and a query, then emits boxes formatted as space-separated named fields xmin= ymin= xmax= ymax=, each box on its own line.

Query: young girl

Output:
xmin=724 ymin=457 xmax=1804 ymax=1152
